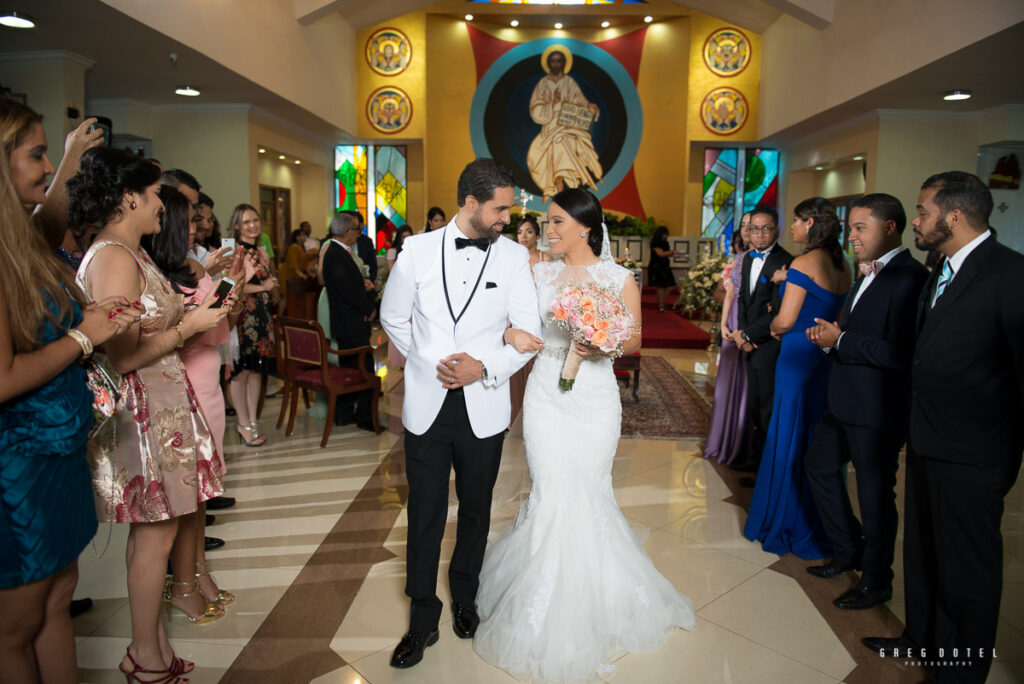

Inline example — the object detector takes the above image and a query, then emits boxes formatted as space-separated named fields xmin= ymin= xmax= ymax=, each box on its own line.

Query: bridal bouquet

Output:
xmin=548 ymin=281 xmax=636 ymax=391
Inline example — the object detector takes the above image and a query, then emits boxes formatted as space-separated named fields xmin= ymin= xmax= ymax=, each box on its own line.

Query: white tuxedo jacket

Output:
xmin=380 ymin=222 xmax=542 ymax=438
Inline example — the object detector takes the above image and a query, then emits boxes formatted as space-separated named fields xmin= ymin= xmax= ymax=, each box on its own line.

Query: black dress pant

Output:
xmin=805 ymin=410 xmax=901 ymax=587
xmin=403 ymin=388 xmax=504 ymax=632
xmin=746 ymin=363 xmax=776 ymax=466
xmin=902 ymin=448 xmax=1021 ymax=683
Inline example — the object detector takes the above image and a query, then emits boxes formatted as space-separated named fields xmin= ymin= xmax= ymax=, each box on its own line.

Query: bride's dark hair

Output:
xmin=550 ymin=188 xmax=603 ymax=257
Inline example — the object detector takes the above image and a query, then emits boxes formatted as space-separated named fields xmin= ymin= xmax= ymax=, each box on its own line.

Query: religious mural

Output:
xmin=468 ymin=27 xmax=646 ymax=216
xmin=366 ymin=86 xmax=413 ymax=134
xmin=702 ymin=27 xmax=751 ymax=77
xmin=365 ymin=27 xmax=412 ymax=76
xmin=700 ymin=86 xmax=748 ymax=135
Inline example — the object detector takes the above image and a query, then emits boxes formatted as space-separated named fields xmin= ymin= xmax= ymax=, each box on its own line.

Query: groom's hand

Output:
xmin=437 ymin=353 xmax=483 ymax=389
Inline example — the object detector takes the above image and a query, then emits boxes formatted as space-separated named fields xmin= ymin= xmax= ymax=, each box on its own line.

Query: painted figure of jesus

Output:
xmin=526 ymin=46 xmax=603 ymax=202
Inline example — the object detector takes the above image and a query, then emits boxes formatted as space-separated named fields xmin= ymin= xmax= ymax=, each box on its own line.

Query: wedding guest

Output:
xmin=704 ymin=214 xmax=752 ymax=464
xmin=0 ymin=144 xmax=138 ymax=684
xmin=742 ymin=198 xmax=850 ymax=558
xmin=386 ymin=224 xmax=414 ymax=271
xmin=280 ymin=228 xmax=315 ymax=296
xmin=516 ymin=215 xmax=552 ymax=267
xmin=647 ymin=226 xmax=676 ymax=312
xmin=729 ymin=209 xmax=793 ymax=476
xmin=803 ymin=193 xmax=928 ymax=610
xmin=71 ymin=147 xmax=231 ymax=682
xmin=227 ymin=204 xmax=277 ymax=447
xmin=347 ymin=210 xmax=379 ymax=283
xmin=423 ymin=205 xmax=446 ymax=232
xmin=161 ymin=173 xmax=230 ymax=277
xmin=864 ymin=172 xmax=1024 ymax=684
xmin=323 ymin=212 xmax=378 ymax=430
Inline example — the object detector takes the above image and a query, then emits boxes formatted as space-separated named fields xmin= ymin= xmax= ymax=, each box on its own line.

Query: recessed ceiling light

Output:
xmin=943 ymin=89 xmax=972 ymax=101
xmin=554 ymin=22 xmax=563 ymax=29
xmin=465 ymin=14 xmax=473 ymax=21
xmin=0 ymin=10 xmax=35 ymax=28
xmin=278 ymin=154 xmax=286 ymax=160
xmin=258 ymin=147 xmax=266 ymax=154
xmin=174 ymin=86 xmax=200 ymax=97
xmin=601 ymin=21 xmax=610 ymax=28
xmin=510 ymin=19 xmax=519 ymax=27
xmin=644 ymin=16 xmax=653 ymax=23
xmin=852 ymin=155 xmax=864 ymax=161
xmin=814 ymin=166 xmax=824 ymax=171
xmin=294 ymin=160 xmax=301 ymax=165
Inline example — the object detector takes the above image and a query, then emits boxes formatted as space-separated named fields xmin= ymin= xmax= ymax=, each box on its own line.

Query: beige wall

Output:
xmin=759 ymin=0 xmax=1024 ymax=138
xmin=99 ymin=0 xmax=358 ymax=133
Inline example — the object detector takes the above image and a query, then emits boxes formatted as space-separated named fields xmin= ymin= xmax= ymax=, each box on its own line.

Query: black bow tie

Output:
xmin=455 ymin=236 xmax=491 ymax=251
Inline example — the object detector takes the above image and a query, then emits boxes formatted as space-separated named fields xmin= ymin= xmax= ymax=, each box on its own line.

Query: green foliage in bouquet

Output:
xmin=676 ymin=253 xmax=729 ymax=319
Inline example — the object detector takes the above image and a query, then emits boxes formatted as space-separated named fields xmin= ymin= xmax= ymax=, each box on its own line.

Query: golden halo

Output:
xmin=541 ymin=44 xmax=573 ymax=74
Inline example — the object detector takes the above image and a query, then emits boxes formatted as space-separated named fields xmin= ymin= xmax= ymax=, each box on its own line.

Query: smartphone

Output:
xmin=209 ymin=277 xmax=236 ymax=308
xmin=86 ymin=116 xmax=112 ymax=146
xmin=220 ymin=237 xmax=235 ymax=256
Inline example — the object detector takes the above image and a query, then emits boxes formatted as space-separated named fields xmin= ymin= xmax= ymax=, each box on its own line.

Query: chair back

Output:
xmin=277 ymin=318 xmax=329 ymax=383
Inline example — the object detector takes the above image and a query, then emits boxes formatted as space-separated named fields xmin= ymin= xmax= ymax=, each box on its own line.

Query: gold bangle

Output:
xmin=67 ymin=328 xmax=94 ymax=359
xmin=172 ymin=323 xmax=184 ymax=350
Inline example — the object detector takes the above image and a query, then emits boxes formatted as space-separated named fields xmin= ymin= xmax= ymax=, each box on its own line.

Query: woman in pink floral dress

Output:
xmin=70 ymin=148 xmax=232 ymax=683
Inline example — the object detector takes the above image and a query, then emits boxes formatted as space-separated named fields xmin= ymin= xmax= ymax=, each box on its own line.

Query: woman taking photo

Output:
xmin=516 ymin=215 xmax=552 ymax=267
xmin=71 ymin=147 xmax=232 ymax=682
xmin=227 ymin=204 xmax=277 ymax=447
xmin=0 ymin=145 xmax=138 ymax=684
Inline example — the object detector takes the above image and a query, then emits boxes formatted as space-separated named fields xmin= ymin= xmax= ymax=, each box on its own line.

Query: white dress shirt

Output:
xmin=445 ymin=223 xmax=491 ymax=314
xmin=748 ymin=242 xmax=777 ymax=294
xmin=850 ymin=246 xmax=905 ymax=312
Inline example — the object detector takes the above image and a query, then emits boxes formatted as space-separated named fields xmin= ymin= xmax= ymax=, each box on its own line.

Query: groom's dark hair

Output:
xmin=457 ymin=158 xmax=515 ymax=207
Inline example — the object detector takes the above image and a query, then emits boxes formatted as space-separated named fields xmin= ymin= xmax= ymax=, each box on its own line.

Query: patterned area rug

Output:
xmin=618 ymin=355 xmax=711 ymax=439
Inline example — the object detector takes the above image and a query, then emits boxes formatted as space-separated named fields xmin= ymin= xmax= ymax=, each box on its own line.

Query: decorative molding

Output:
xmin=0 ymin=50 xmax=94 ymax=71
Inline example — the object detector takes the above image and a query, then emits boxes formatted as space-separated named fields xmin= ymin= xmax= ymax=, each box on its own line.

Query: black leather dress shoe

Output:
xmin=70 ymin=597 xmax=93 ymax=618
xmin=206 ymin=514 xmax=216 ymax=526
xmin=207 ymin=496 xmax=235 ymax=510
xmin=334 ymin=415 xmax=356 ymax=427
xmin=862 ymin=636 xmax=916 ymax=657
xmin=452 ymin=602 xmax=480 ymax=639
xmin=390 ymin=629 xmax=439 ymax=668
xmin=807 ymin=556 xmax=860 ymax=579
xmin=204 ymin=536 xmax=225 ymax=551
xmin=835 ymin=583 xmax=892 ymax=610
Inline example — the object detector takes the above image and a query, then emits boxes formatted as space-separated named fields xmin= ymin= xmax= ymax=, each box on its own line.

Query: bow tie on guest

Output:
xmin=455 ymin=236 xmax=491 ymax=251
xmin=858 ymin=260 xmax=882 ymax=277
xmin=750 ymin=250 xmax=767 ymax=260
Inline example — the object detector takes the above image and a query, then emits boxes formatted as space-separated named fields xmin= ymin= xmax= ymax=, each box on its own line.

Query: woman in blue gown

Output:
xmin=744 ymin=197 xmax=851 ymax=559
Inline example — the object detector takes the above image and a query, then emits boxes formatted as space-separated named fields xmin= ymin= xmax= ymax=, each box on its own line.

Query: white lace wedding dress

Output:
xmin=474 ymin=260 xmax=696 ymax=683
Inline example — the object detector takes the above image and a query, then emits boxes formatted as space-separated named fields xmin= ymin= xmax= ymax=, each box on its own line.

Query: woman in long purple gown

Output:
xmin=703 ymin=214 xmax=752 ymax=464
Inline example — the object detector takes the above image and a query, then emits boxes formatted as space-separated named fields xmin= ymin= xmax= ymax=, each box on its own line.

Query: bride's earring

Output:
xmin=580 ymin=232 xmax=586 ymax=237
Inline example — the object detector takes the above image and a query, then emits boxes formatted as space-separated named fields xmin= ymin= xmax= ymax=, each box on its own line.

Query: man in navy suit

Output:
xmin=864 ymin=172 xmax=1024 ymax=684
xmin=730 ymin=208 xmax=793 ymax=476
xmin=804 ymin=194 xmax=928 ymax=610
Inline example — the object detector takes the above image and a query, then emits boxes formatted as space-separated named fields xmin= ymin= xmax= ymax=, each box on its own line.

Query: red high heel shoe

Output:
xmin=118 ymin=647 xmax=189 ymax=683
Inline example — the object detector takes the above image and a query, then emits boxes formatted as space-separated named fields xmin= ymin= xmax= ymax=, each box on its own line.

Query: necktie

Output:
xmin=932 ymin=259 xmax=953 ymax=307
xmin=455 ymin=236 xmax=490 ymax=251
xmin=858 ymin=260 xmax=881 ymax=277
xmin=749 ymin=250 xmax=766 ymax=260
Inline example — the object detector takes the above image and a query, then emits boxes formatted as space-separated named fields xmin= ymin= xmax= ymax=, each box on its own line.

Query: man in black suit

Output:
xmin=864 ymin=172 xmax=1024 ymax=684
xmin=729 ymin=208 xmax=793 ymax=477
xmin=803 ymin=194 xmax=928 ymax=610
xmin=346 ymin=210 xmax=379 ymax=284
xmin=323 ymin=211 xmax=377 ymax=431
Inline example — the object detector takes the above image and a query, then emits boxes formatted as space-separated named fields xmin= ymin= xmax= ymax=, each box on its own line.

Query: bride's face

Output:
xmin=546 ymin=202 xmax=589 ymax=256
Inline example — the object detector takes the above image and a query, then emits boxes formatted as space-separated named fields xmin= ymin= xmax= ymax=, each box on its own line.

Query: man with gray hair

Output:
xmin=323 ymin=211 xmax=378 ymax=430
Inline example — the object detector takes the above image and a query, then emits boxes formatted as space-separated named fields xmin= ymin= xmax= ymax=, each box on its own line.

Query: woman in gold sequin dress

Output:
xmin=70 ymin=148 xmax=233 ymax=683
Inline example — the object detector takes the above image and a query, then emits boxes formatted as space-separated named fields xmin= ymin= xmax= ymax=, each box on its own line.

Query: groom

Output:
xmin=380 ymin=158 xmax=542 ymax=668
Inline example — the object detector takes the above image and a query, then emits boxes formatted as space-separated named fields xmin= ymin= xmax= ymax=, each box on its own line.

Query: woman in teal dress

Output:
xmin=0 ymin=145 xmax=138 ymax=682
xmin=744 ymin=198 xmax=851 ymax=559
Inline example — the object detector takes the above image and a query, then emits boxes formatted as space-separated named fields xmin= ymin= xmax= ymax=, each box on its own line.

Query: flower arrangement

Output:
xmin=548 ymin=281 xmax=636 ymax=391
xmin=675 ymin=252 xmax=729 ymax=319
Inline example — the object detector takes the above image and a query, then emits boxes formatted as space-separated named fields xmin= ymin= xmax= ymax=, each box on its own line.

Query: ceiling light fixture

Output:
xmin=510 ymin=19 xmax=519 ymax=27
xmin=294 ymin=160 xmax=301 ymax=165
xmin=601 ymin=21 xmax=610 ymax=28
xmin=644 ymin=16 xmax=653 ymax=23
xmin=554 ymin=22 xmax=563 ymax=29
xmin=258 ymin=147 xmax=266 ymax=154
xmin=174 ymin=85 xmax=200 ymax=97
xmin=0 ymin=10 xmax=35 ymax=28
xmin=278 ymin=154 xmax=286 ymax=160
xmin=814 ymin=166 xmax=824 ymax=171
xmin=852 ymin=155 xmax=864 ymax=161
xmin=943 ymin=89 xmax=972 ymax=101
xmin=465 ymin=14 xmax=473 ymax=21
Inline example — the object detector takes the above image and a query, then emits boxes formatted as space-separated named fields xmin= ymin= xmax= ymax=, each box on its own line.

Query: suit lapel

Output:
xmin=840 ymin=276 xmax=863 ymax=324
xmin=917 ymin=237 xmax=993 ymax=346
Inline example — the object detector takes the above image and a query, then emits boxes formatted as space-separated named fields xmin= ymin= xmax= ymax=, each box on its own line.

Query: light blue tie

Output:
xmin=932 ymin=259 xmax=953 ymax=308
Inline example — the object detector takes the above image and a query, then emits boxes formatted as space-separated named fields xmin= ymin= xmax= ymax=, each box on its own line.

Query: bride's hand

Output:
xmin=571 ymin=340 xmax=599 ymax=357
xmin=505 ymin=328 xmax=545 ymax=353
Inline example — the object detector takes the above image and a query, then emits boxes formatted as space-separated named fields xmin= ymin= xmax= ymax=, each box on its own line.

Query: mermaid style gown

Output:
xmin=474 ymin=260 xmax=696 ymax=683
xmin=743 ymin=269 xmax=845 ymax=558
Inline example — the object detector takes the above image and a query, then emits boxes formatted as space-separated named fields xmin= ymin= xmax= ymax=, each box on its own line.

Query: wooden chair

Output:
xmin=613 ymin=351 xmax=642 ymax=402
xmin=276 ymin=316 xmax=382 ymax=447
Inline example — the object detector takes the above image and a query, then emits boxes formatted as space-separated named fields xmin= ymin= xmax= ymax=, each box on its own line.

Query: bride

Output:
xmin=474 ymin=188 xmax=696 ymax=681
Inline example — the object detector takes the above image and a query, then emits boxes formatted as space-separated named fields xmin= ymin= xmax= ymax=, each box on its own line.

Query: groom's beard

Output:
xmin=469 ymin=208 xmax=505 ymax=242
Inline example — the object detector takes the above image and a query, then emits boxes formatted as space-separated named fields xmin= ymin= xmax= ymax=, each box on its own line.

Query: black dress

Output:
xmin=647 ymin=237 xmax=676 ymax=287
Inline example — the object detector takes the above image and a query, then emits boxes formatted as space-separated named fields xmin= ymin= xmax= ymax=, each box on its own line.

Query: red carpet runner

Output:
xmin=639 ymin=286 xmax=711 ymax=349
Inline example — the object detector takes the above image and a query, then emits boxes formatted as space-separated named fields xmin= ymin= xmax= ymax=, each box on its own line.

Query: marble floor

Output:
xmin=72 ymin=346 xmax=1024 ymax=684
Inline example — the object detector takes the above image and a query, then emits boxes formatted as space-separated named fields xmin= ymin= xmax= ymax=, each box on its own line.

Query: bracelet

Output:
xmin=67 ymin=328 xmax=94 ymax=359
xmin=172 ymin=323 xmax=184 ymax=350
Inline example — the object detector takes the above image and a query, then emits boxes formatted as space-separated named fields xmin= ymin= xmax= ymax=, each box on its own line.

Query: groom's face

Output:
xmin=468 ymin=186 xmax=514 ymax=240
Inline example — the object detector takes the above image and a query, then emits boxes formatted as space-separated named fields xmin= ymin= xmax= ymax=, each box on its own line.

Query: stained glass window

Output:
xmin=469 ymin=1 xmax=645 ymax=4
xmin=335 ymin=144 xmax=408 ymax=251
xmin=373 ymin=145 xmax=407 ymax=252
xmin=335 ymin=145 xmax=367 ymax=218
xmin=701 ymin=147 xmax=779 ymax=254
